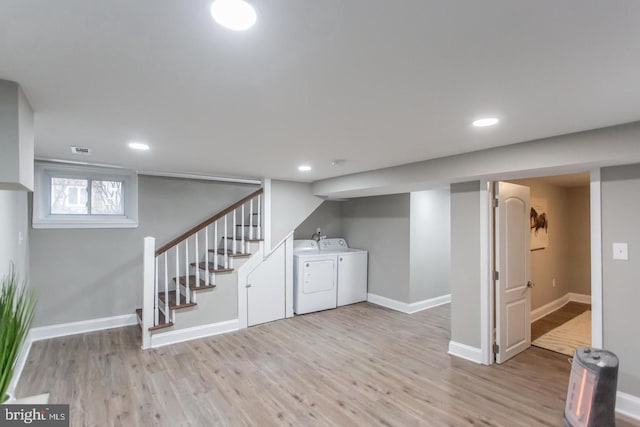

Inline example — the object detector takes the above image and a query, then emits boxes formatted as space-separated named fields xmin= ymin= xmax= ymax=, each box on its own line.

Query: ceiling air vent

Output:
xmin=70 ymin=146 xmax=92 ymax=155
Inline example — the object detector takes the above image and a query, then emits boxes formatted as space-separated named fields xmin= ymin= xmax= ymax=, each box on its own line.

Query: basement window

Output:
xmin=33 ymin=162 xmax=138 ymax=229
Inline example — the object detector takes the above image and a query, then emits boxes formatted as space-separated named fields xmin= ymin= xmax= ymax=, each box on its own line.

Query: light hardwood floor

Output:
xmin=17 ymin=303 xmax=639 ymax=426
xmin=531 ymin=301 xmax=591 ymax=342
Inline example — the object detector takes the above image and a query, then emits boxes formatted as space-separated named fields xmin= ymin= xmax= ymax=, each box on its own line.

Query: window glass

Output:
xmin=50 ymin=177 xmax=89 ymax=214
xmin=91 ymin=180 xmax=124 ymax=215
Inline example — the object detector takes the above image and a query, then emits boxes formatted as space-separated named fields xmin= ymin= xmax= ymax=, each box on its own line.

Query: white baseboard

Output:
xmin=367 ymin=293 xmax=451 ymax=314
xmin=448 ymin=341 xmax=483 ymax=364
xmin=7 ymin=332 xmax=33 ymax=395
xmin=530 ymin=292 xmax=592 ymax=323
xmin=150 ymin=319 xmax=239 ymax=348
xmin=617 ymin=391 xmax=640 ymax=421
xmin=31 ymin=314 xmax=138 ymax=342
xmin=407 ymin=294 xmax=452 ymax=314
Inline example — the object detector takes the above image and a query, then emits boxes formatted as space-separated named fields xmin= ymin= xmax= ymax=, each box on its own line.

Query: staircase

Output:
xmin=137 ymin=188 xmax=263 ymax=348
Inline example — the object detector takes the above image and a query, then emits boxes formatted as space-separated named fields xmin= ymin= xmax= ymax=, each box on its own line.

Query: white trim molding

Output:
xmin=31 ymin=314 xmax=138 ymax=342
xmin=480 ymin=180 xmax=493 ymax=365
xmin=8 ymin=332 xmax=33 ymax=396
xmin=149 ymin=319 xmax=239 ymax=348
xmin=590 ymin=168 xmax=603 ymax=348
xmin=617 ymin=391 xmax=640 ymax=421
xmin=530 ymin=293 xmax=592 ymax=323
xmin=448 ymin=341 xmax=483 ymax=364
xmin=367 ymin=293 xmax=451 ymax=314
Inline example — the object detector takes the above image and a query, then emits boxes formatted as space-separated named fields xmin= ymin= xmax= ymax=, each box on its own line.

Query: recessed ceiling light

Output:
xmin=128 ymin=142 xmax=150 ymax=151
xmin=473 ymin=117 xmax=500 ymax=127
xmin=298 ymin=165 xmax=312 ymax=172
xmin=210 ymin=0 xmax=257 ymax=31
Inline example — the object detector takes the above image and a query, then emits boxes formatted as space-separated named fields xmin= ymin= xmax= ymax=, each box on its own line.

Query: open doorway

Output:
xmin=493 ymin=172 xmax=592 ymax=362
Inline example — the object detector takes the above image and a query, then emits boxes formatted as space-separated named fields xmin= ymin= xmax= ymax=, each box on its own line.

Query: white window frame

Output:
xmin=33 ymin=161 xmax=139 ymax=229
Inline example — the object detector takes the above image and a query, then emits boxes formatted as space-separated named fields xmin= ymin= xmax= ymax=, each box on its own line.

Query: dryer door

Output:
xmin=303 ymin=259 xmax=335 ymax=294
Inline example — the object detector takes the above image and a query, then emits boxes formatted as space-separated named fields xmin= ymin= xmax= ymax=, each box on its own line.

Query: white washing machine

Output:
xmin=293 ymin=240 xmax=337 ymax=314
xmin=318 ymin=238 xmax=368 ymax=306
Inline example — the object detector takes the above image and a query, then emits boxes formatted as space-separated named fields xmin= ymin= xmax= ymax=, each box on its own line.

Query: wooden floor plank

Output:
xmin=16 ymin=302 xmax=639 ymax=426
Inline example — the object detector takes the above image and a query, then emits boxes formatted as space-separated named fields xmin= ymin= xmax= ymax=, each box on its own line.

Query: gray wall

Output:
xmin=601 ymin=163 xmax=640 ymax=396
xmin=294 ymin=201 xmax=343 ymax=240
xmin=0 ymin=190 xmax=29 ymax=281
xmin=30 ymin=175 xmax=257 ymax=327
xmin=341 ymin=194 xmax=411 ymax=303
xmin=567 ymin=186 xmax=591 ymax=295
xmin=270 ymin=180 xmax=324 ymax=248
xmin=450 ymin=182 xmax=481 ymax=348
xmin=409 ymin=189 xmax=450 ymax=302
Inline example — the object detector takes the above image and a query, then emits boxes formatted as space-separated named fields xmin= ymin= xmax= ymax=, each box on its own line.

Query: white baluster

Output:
xmin=204 ymin=226 xmax=209 ymax=287
xmin=195 ymin=233 xmax=199 ymax=287
xmin=185 ymin=238 xmax=190 ymax=304
xmin=233 ymin=208 xmax=237 ymax=254
xmin=164 ymin=252 xmax=168 ymax=322
xmin=154 ymin=256 xmax=159 ymax=325
xmin=249 ymin=199 xmax=254 ymax=240
xmin=214 ymin=221 xmax=218 ymax=277
xmin=192 ymin=233 xmax=198 ymax=303
xmin=224 ymin=215 xmax=228 ymax=268
xmin=174 ymin=245 xmax=179 ymax=321
xmin=257 ymin=194 xmax=262 ymax=239
xmin=241 ymin=204 xmax=245 ymax=253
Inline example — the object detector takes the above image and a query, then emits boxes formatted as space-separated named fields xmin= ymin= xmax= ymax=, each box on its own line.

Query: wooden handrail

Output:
xmin=155 ymin=188 xmax=263 ymax=256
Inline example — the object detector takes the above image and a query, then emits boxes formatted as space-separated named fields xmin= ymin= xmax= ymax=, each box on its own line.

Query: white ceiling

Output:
xmin=1 ymin=1 xmax=639 ymax=182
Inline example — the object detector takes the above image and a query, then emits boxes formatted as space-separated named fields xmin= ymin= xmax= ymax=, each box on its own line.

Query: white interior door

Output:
xmin=495 ymin=182 xmax=531 ymax=363
xmin=247 ymin=244 xmax=285 ymax=327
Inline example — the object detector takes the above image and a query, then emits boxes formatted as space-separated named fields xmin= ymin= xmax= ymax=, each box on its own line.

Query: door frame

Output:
xmin=480 ymin=170 xmax=603 ymax=365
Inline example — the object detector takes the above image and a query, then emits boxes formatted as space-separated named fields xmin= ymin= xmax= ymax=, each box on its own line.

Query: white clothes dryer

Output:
xmin=318 ymin=238 xmax=368 ymax=307
xmin=293 ymin=240 xmax=337 ymax=314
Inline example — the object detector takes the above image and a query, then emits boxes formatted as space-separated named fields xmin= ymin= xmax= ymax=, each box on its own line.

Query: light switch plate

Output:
xmin=613 ymin=242 xmax=628 ymax=261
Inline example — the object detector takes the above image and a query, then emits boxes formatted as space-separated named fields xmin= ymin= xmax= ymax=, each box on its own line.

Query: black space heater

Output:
xmin=564 ymin=347 xmax=619 ymax=427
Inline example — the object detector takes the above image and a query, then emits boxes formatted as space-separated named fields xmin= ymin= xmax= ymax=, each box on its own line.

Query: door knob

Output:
xmin=527 ymin=281 xmax=534 ymax=288
xmin=246 ymin=284 xmax=252 ymax=288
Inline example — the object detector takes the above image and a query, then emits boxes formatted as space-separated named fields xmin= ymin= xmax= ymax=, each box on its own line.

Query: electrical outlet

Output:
xmin=552 ymin=278 xmax=556 ymax=288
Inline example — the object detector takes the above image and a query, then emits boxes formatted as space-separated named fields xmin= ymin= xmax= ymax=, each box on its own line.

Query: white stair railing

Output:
xmin=141 ymin=188 xmax=263 ymax=348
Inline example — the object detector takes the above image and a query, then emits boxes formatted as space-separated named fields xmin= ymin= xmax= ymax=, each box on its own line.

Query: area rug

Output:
xmin=532 ymin=310 xmax=591 ymax=356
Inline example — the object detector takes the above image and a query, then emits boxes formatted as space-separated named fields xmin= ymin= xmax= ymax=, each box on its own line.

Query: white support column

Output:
xmin=142 ymin=236 xmax=156 ymax=349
